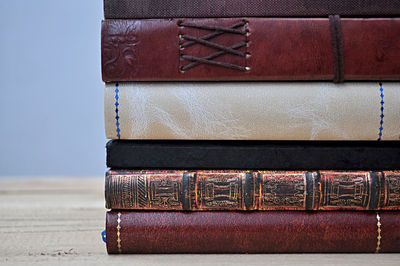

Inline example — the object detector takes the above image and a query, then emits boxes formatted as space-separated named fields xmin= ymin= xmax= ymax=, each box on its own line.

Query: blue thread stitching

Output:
xmin=101 ymin=230 xmax=106 ymax=243
xmin=115 ymin=83 xmax=121 ymax=139
xmin=378 ymin=82 xmax=384 ymax=141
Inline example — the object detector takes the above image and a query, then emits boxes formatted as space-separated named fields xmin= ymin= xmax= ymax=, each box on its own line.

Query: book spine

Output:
xmin=101 ymin=18 xmax=400 ymax=81
xmin=104 ymin=0 xmax=400 ymax=18
xmin=105 ymin=170 xmax=400 ymax=211
xmin=106 ymin=211 xmax=400 ymax=253
xmin=104 ymin=82 xmax=400 ymax=140
xmin=106 ymin=140 xmax=400 ymax=170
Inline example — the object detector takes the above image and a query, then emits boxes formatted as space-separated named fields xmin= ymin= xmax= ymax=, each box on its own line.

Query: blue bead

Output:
xmin=101 ymin=230 xmax=106 ymax=243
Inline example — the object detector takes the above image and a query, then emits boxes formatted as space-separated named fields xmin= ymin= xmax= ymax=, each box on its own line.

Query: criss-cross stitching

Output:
xmin=178 ymin=20 xmax=249 ymax=72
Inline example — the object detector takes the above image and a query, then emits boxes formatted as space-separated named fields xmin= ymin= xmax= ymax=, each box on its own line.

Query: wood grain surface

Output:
xmin=0 ymin=177 xmax=399 ymax=265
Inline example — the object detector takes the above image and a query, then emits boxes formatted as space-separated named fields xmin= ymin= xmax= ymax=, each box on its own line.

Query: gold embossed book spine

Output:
xmin=105 ymin=170 xmax=400 ymax=211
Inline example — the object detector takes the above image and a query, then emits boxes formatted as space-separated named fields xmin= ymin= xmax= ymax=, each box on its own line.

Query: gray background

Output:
xmin=0 ymin=0 xmax=105 ymax=176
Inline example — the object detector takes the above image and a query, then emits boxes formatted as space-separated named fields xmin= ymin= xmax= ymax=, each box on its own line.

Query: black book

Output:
xmin=106 ymin=140 xmax=400 ymax=170
xmin=104 ymin=0 xmax=400 ymax=19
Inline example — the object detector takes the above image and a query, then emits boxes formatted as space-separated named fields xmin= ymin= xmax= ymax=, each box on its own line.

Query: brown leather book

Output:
xmin=104 ymin=0 xmax=400 ymax=19
xmin=105 ymin=170 xmax=400 ymax=211
xmin=106 ymin=211 xmax=400 ymax=253
xmin=102 ymin=18 xmax=400 ymax=82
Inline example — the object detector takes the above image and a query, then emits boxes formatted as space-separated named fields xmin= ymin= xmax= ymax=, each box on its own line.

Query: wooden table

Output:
xmin=0 ymin=177 xmax=398 ymax=265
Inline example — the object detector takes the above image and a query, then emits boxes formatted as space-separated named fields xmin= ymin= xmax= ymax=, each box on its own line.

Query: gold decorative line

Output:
xmin=117 ymin=212 xmax=122 ymax=253
xmin=376 ymin=212 xmax=381 ymax=253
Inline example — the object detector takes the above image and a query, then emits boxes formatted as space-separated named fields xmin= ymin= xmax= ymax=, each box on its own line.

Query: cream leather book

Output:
xmin=104 ymin=82 xmax=400 ymax=140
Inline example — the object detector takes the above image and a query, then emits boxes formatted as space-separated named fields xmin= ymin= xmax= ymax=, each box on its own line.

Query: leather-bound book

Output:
xmin=104 ymin=82 xmax=400 ymax=140
xmin=106 ymin=140 xmax=400 ymax=170
xmin=104 ymin=0 xmax=400 ymax=18
xmin=105 ymin=170 xmax=400 ymax=211
xmin=101 ymin=18 xmax=400 ymax=82
xmin=105 ymin=211 xmax=400 ymax=253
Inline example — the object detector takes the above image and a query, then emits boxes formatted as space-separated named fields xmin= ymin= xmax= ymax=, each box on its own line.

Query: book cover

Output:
xmin=104 ymin=0 xmax=400 ymax=18
xmin=106 ymin=140 xmax=400 ymax=170
xmin=102 ymin=18 xmax=400 ymax=82
xmin=105 ymin=170 xmax=400 ymax=211
xmin=106 ymin=211 xmax=400 ymax=253
xmin=104 ymin=82 xmax=400 ymax=140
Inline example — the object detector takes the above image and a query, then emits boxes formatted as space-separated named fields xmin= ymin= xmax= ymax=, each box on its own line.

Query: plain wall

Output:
xmin=0 ymin=0 xmax=106 ymax=176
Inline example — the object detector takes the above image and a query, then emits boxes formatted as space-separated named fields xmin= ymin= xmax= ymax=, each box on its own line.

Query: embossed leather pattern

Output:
xmin=104 ymin=0 xmax=400 ymax=19
xmin=101 ymin=18 xmax=400 ymax=81
xmin=106 ymin=211 xmax=400 ymax=253
xmin=105 ymin=170 xmax=400 ymax=211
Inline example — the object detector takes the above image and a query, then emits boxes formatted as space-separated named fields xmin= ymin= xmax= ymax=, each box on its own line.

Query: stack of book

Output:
xmin=101 ymin=0 xmax=400 ymax=253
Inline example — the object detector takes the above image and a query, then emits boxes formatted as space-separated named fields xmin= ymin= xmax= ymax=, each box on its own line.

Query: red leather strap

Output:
xmin=329 ymin=15 xmax=345 ymax=83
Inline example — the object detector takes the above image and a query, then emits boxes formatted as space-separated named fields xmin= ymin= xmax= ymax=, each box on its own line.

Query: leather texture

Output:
xmin=105 ymin=170 xmax=400 ymax=211
xmin=104 ymin=82 xmax=400 ymax=140
xmin=106 ymin=140 xmax=400 ymax=170
xmin=101 ymin=18 xmax=400 ymax=81
xmin=104 ymin=0 xmax=400 ymax=18
xmin=106 ymin=211 xmax=400 ymax=253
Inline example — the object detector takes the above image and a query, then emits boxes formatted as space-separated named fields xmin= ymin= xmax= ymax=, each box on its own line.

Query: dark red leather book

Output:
xmin=104 ymin=0 xmax=400 ymax=19
xmin=106 ymin=211 xmax=400 ymax=253
xmin=101 ymin=18 xmax=400 ymax=82
xmin=105 ymin=170 xmax=400 ymax=211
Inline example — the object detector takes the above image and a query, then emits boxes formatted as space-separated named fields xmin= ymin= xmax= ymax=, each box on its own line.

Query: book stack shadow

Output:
xmin=101 ymin=0 xmax=400 ymax=253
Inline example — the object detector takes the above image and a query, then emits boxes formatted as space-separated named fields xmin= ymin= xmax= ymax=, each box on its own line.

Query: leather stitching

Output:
xmin=378 ymin=82 xmax=384 ymax=141
xmin=115 ymin=83 xmax=121 ymax=139
xmin=178 ymin=20 xmax=249 ymax=71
